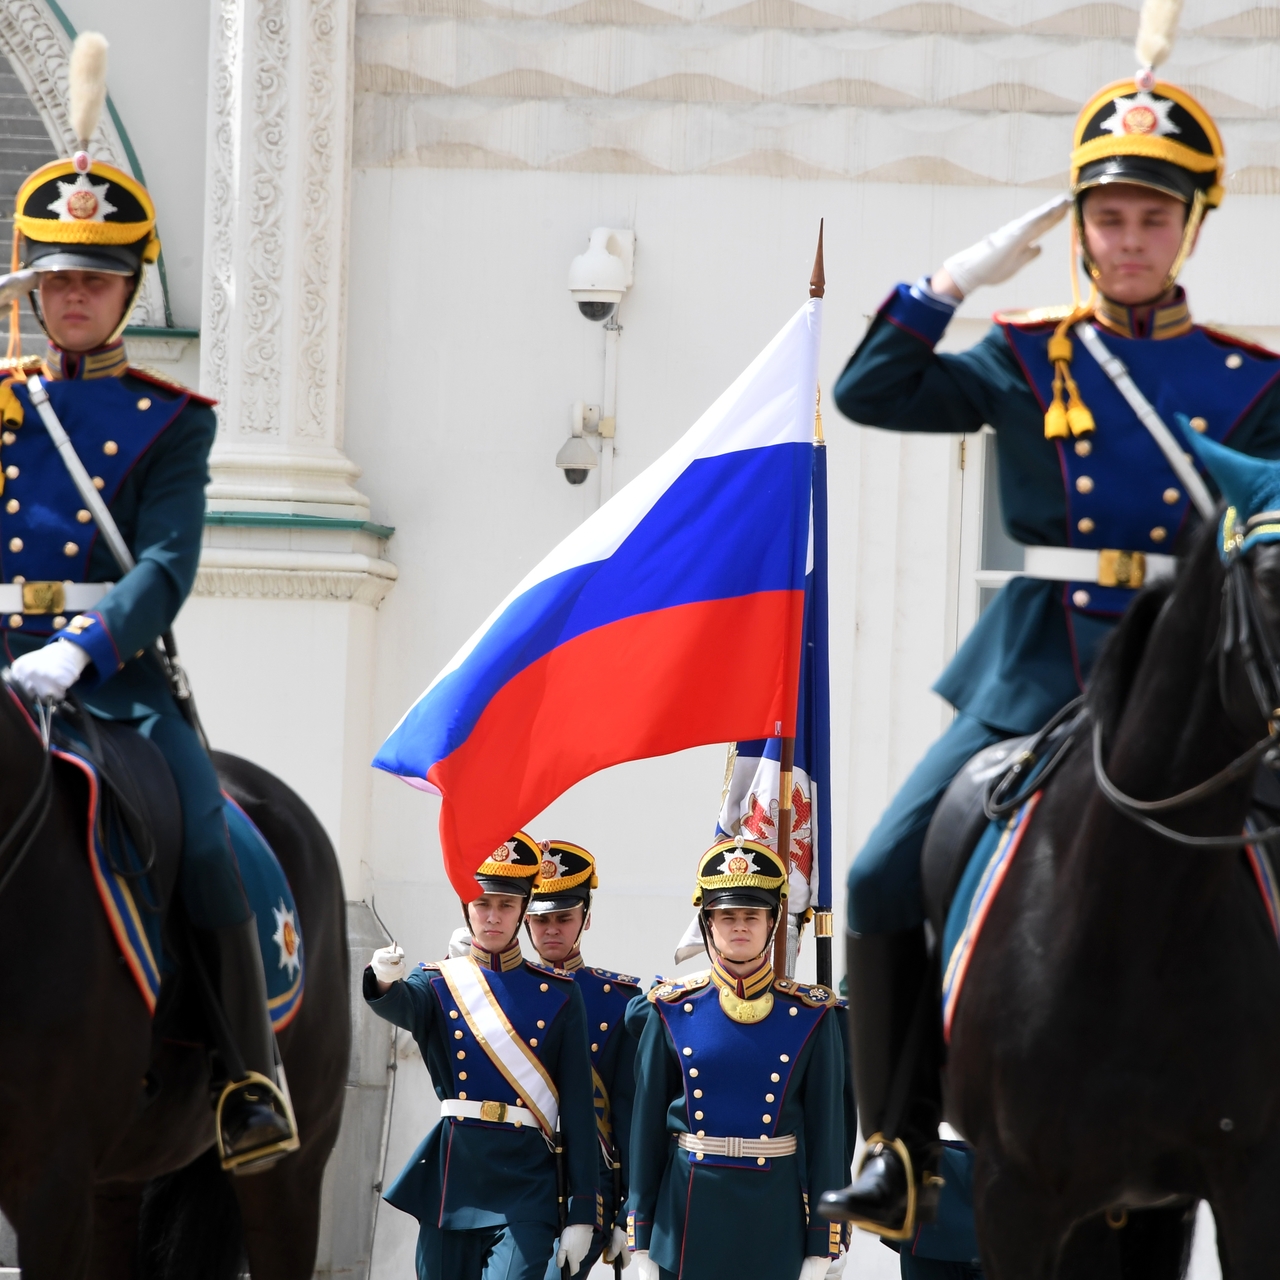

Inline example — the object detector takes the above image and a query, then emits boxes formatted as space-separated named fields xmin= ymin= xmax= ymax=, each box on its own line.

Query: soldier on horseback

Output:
xmin=820 ymin=52 xmax=1280 ymax=1244
xmin=0 ymin=41 xmax=294 ymax=1170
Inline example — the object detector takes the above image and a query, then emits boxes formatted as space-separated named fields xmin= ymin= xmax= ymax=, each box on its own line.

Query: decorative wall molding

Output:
xmin=194 ymin=561 xmax=399 ymax=607
xmin=0 ymin=1 xmax=167 ymax=324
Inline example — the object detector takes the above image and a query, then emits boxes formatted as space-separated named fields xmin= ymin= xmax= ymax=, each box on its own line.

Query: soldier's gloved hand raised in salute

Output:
xmin=932 ymin=193 xmax=1072 ymax=300
xmin=370 ymin=944 xmax=406 ymax=984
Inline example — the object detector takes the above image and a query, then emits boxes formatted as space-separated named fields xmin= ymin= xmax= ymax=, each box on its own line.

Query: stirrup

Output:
xmin=848 ymin=1133 xmax=919 ymax=1242
xmin=215 ymin=1069 xmax=300 ymax=1175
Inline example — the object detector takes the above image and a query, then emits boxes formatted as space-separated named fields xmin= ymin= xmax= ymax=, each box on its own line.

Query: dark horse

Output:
xmin=942 ymin=490 xmax=1280 ymax=1277
xmin=0 ymin=681 xmax=350 ymax=1280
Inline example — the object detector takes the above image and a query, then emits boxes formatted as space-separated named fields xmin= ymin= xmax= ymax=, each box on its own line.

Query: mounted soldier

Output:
xmin=523 ymin=838 xmax=641 ymax=1277
xmin=819 ymin=10 xmax=1280 ymax=1249
xmin=624 ymin=837 xmax=847 ymax=1279
xmin=366 ymin=832 xmax=600 ymax=1280
xmin=0 ymin=33 xmax=294 ymax=1170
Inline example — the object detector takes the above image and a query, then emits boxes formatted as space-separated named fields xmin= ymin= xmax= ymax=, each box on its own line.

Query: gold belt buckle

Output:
xmin=479 ymin=1100 xmax=508 ymax=1123
xmin=1097 ymin=549 xmax=1146 ymax=589
xmin=21 ymin=581 xmax=65 ymax=615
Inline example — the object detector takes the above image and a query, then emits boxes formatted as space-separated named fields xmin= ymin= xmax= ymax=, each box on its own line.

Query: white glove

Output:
xmin=556 ymin=1224 xmax=594 ymax=1276
xmin=633 ymin=1251 xmax=660 ymax=1280
xmin=447 ymin=926 xmax=473 ymax=958
xmin=940 ymin=193 xmax=1071 ymax=298
xmin=9 ymin=639 xmax=90 ymax=702
xmin=604 ymin=1225 xmax=631 ymax=1268
xmin=370 ymin=944 xmax=406 ymax=983
xmin=799 ymin=1258 xmax=832 ymax=1280
xmin=825 ymin=1248 xmax=848 ymax=1277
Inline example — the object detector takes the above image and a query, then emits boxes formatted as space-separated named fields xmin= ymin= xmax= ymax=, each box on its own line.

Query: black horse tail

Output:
xmin=137 ymin=1147 xmax=244 ymax=1280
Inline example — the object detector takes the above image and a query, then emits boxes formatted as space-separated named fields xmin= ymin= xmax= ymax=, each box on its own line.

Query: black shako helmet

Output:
xmin=527 ymin=839 xmax=597 ymax=916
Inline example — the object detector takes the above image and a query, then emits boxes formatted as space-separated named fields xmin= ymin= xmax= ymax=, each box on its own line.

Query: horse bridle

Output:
xmin=0 ymin=679 xmax=54 ymax=900
xmin=1092 ymin=522 xmax=1280 ymax=849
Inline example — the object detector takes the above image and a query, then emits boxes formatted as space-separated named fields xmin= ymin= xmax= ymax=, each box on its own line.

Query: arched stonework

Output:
xmin=0 ymin=0 xmax=166 ymax=328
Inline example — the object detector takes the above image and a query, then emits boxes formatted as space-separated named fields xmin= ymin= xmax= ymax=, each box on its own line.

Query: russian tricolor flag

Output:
xmin=375 ymin=298 xmax=822 ymax=899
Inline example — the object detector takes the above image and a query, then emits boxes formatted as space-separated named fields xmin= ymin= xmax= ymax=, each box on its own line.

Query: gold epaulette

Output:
xmin=773 ymin=978 xmax=837 ymax=1008
xmin=525 ymin=959 xmax=574 ymax=980
xmin=647 ymin=970 xmax=711 ymax=1003
xmin=0 ymin=355 xmax=42 ymax=374
xmin=993 ymin=305 xmax=1075 ymax=327
xmin=417 ymin=960 xmax=442 ymax=971
xmin=586 ymin=967 xmax=642 ymax=987
xmin=128 ymin=364 xmax=218 ymax=407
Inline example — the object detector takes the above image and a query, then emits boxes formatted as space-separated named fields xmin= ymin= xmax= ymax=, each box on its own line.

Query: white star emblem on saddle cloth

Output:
xmin=272 ymin=900 xmax=302 ymax=978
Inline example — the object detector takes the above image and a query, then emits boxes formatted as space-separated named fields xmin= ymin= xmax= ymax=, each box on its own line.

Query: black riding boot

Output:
xmin=206 ymin=917 xmax=297 ymax=1172
xmin=818 ymin=926 xmax=942 ymax=1236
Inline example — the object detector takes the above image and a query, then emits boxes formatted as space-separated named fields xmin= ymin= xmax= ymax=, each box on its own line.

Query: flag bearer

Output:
xmin=820 ymin=26 xmax=1280 ymax=1242
xmin=625 ymin=837 xmax=847 ymax=1279
xmin=366 ymin=832 xmax=600 ymax=1280
xmin=524 ymin=839 xmax=641 ymax=1276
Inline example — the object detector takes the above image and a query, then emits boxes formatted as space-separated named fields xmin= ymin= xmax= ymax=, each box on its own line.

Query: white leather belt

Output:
xmin=440 ymin=1099 xmax=539 ymax=1129
xmin=677 ymin=1132 xmax=797 ymax=1159
xmin=0 ymin=581 xmax=112 ymax=616
xmin=1021 ymin=546 xmax=1175 ymax=590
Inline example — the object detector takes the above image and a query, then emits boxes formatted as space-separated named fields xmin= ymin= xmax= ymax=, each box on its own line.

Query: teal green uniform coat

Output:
xmin=363 ymin=956 xmax=601 ymax=1232
xmin=624 ymin=972 xmax=847 ymax=1279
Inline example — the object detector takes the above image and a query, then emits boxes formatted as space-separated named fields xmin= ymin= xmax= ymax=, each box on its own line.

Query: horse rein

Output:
xmin=0 ymin=682 xmax=53 ymax=900
xmin=1092 ymin=544 xmax=1280 ymax=849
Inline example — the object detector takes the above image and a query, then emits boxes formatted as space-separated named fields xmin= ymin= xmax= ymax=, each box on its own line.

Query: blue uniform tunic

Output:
xmin=542 ymin=959 xmax=641 ymax=1279
xmin=0 ymin=345 xmax=248 ymax=929
xmin=834 ymin=284 xmax=1280 ymax=934
xmin=363 ymin=942 xmax=600 ymax=1280
xmin=625 ymin=961 xmax=847 ymax=1279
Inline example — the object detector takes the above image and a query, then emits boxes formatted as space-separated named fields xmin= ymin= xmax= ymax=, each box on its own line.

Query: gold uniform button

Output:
xmin=103 ymin=441 xmax=118 ymax=456
xmin=1074 ymin=439 xmax=1092 ymax=457
xmin=52 ymin=616 xmax=66 ymax=629
xmin=1163 ymin=488 xmax=1180 ymax=504
xmin=63 ymin=542 xmax=78 ymax=556
xmin=540 ymin=983 xmax=548 ymax=992
xmin=458 ymin=1091 xmax=467 ymax=1100
xmin=1150 ymin=527 xmax=1167 ymax=543
xmin=694 ymin=1110 xmax=703 ymax=1120
xmin=1073 ymin=589 xmax=1091 ymax=608
xmin=454 ymin=1030 xmax=463 ymax=1040
xmin=696 ymin=1152 xmax=704 ymax=1161
xmin=7 ymin=537 xmax=20 ymax=552
xmin=766 ymin=1093 xmax=775 ymax=1102
xmin=1227 ymin=353 xmax=1244 ymax=369
xmin=1077 ymin=517 xmax=1094 ymax=534
xmin=789 ymin=1006 xmax=797 ymax=1016
xmin=12 ymin=575 xmax=23 ymax=584
xmin=693 ymin=1088 xmax=703 ymax=1098
xmin=137 ymin=397 xmax=152 ymax=411
xmin=762 ymin=1114 xmax=772 ymax=1123
xmin=1189 ymin=416 xmax=1208 ymax=433
xmin=602 ymin=983 xmax=611 ymax=992
xmin=531 ymin=1038 xmax=539 ymax=1047
xmin=600 ymin=1022 xmax=608 ymax=1031
xmin=8 ymin=614 xmax=20 ymax=627
xmin=449 ymin=1010 xmax=459 ymax=1019
xmin=1075 ymin=475 xmax=1094 ymax=494
xmin=689 ymin=1068 xmax=699 ymax=1078
xmin=458 ymin=1071 xmax=467 ymax=1080
xmin=779 ymin=1054 xmax=789 ymax=1063
xmin=4 ymin=500 xmax=16 ymax=514
xmin=77 ymin=509 xmax=91 ymax=523
xmin=92 ymin=476 xmax=105 ymax=490
xmin=770 ymin=1072 xmax=780 ymax=1082
xmin=683 ymin=1047 xmax=693 ymax=1056
xmin=1 ymin=431 xmax=14 ymax=445
xmin=590 ymin=1042 xmax=597 ymax=1051
xmin=684 ymin=1003 xmax=693 ymax=1013
xmin=536 ymin=1019 xmax=545 ymax=1029
xmin=757 ymin=1156 xmax=766 ymax=1166
xmin=4 ymin=465 xmax=17 ymax=479
xmin=696 ymin=1130 xmax=705 ymax=1138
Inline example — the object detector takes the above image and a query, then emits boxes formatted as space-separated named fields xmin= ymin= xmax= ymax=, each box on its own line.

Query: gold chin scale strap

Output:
xmin=1044 ymin=298 xmax=1098 ymax=441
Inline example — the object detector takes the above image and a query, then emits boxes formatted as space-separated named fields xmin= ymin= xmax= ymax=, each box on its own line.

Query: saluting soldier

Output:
xmin=524 ymin=839 xmax=641 ymax=1277
xmin=625 ymin=837 xmax=846 ymax=1280
xmin=820 ymin=48 xmax=1280 ymax=1242
xmin=0 ymin=35 xmax=294 ymax=1168
xmin=366 ymin=832 xmax=600 ymax=1280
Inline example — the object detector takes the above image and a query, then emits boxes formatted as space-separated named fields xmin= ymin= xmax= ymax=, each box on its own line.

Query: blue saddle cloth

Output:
xmin=52 ymin=733 xmax=305 ymax=1028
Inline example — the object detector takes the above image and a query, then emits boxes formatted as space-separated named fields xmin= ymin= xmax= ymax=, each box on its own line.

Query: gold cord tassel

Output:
xmin=1044 ymin=298 xmax=1097 ymax=440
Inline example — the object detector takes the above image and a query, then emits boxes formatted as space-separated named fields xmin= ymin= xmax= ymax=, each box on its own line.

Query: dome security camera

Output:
xmin=568 ymin=228 xmax=634 ymax=321
xmin=556 ymin=434 xmax=598 ymax=485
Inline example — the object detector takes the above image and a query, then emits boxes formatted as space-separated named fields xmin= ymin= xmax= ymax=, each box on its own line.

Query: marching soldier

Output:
xmin=366 ymin=832 xmax=600 ymax=1280
xmin=1 ymin=34 xmax=294 ymax=1167
xmin=625 ymin=837 xmax=847 ymax=1280
xmin=524 ymin=839 xmax=641 ymax=1277
xmin=820 ymin=24 xmax=1280 ymax=1246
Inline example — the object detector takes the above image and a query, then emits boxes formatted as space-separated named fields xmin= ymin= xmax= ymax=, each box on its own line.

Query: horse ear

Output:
xmin=1180 ymin=418 xmax=1280 ymax=518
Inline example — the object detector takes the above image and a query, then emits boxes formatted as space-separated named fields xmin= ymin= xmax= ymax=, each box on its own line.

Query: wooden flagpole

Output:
xmin=773 ymin=222 xmax=825 ymax=982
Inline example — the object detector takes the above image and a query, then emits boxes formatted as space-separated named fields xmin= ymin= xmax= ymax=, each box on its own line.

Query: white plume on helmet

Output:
xmin=68 ymin=31 xmax=109 ymax=151
xmin=1136 ymin=0 xmax=1182 ymax=75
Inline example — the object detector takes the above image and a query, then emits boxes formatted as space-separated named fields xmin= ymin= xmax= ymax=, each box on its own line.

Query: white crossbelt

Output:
xmin=1021 ymin=546 xmax=1176 ymax=588
xmin=0 ymin=582 xmax=112 ymax=615
xmin=677 ymin=1132 xmax=797 ymax=1158
xmin=440 ymin=1099 xmax=541 ymax=1129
